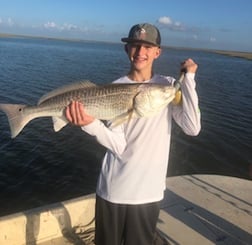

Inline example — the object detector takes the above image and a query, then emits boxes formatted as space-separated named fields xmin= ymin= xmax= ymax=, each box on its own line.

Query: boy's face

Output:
xmin=125 ymin=43 xmax=161 ymax=71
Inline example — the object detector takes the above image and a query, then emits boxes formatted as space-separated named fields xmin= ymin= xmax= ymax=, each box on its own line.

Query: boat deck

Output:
xmin=1 ymin=175 xmax=251 ymax=245
xmin=158 ymin=175 xmax=252 ymax=244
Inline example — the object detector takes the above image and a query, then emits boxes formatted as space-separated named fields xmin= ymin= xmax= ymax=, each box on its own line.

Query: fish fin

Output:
xmin=0 ymin=104 xmax=32 ymax=138
xmin=52 ymin=116 xmax=69 ymax=132
xmin=38 ymin=80 xmax=97 ymax=105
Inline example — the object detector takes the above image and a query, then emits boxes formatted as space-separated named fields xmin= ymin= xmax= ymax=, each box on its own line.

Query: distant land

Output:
xmin=1 ymin=33 xmax=251 ymax=61
xmin=212 ymin=50 xmax=252 ymax=60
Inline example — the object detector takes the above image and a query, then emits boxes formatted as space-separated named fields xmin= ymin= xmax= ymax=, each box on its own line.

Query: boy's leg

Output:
xmin=95 ymin=195 xmax=126 ymax=245
xmin=124 ymin=201 xmax=161 ymax=245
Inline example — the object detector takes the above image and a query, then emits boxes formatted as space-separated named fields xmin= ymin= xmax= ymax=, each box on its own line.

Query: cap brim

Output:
xmin=121 ymin=38 xmax=159 ymax=47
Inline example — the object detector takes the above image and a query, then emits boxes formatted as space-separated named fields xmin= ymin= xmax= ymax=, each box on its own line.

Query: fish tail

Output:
xmin=0 ymin=104 xmax=30 ymax=138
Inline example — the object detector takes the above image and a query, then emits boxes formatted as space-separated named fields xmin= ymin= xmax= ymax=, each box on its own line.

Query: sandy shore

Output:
xmin=213 ymin=50 xmax=252 ymax=60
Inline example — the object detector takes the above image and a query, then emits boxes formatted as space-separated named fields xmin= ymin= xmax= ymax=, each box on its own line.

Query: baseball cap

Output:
xmin=121 ymin=23 xmax=161 ymax=47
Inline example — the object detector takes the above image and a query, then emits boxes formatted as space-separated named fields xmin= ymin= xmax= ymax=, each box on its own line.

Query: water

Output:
xmin=0 ymin=37 xmax=251 ymax=216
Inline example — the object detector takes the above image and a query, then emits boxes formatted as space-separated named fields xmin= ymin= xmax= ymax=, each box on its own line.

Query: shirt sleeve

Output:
xmin=172 ymin=73 xmax=201 ymax=136
xmin=81 ymin=119 xmax=126 ymax=156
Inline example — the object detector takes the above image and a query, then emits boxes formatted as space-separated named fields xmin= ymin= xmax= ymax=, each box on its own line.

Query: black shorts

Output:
xmin=95 ymin=195 xmax=161 ymax=245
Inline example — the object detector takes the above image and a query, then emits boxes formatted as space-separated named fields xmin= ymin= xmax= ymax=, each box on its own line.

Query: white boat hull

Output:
xmin=0 ymin=175 xmax=251 ymax=245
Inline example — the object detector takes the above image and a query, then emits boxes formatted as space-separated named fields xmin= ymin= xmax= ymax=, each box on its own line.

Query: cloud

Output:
xmin=44 ymin=21 xmax=57 ymax=29
xmin=210 ymin=37 xmax=216 ymax=42
xmin=0 ymin=16 xmax=100 ymax=39
xmin=0 ymin=17 xmax=15 ymax=27
xmin=158 ymin=16 xmax=172 ymax=25
xmin=7 ymin=18 xmax=14 ymax=26
xmin=157 ymin=16 xmax=184 ymax=31
xmin=43 ymin=21 xmax=83 ymax=33
xmin=60 ymin=23 xmax=78 ymax=31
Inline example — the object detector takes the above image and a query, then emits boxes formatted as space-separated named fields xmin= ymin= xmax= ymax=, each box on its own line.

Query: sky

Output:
xmin=0 ymin=0 xmax=252 ymax=52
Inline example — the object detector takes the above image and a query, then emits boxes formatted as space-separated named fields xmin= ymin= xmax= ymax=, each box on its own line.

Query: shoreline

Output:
xmin=1 ymin=32 xmax=251 ymax=61
xmin=212 ymin=50 xmax=252 ymax=60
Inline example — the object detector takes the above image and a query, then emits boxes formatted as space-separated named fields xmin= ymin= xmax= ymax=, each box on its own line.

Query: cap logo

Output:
xmin=136 ymin=28 xmax=146 ymax=40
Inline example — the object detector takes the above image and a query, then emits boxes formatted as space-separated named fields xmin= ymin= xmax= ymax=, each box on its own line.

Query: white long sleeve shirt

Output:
xmin=82 ymin=73 xmax=201 ymax=204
